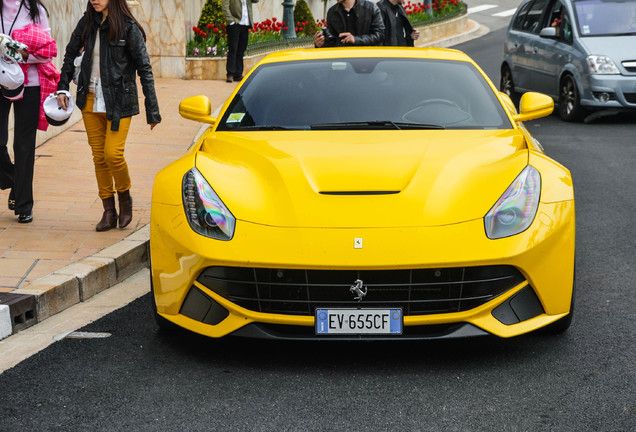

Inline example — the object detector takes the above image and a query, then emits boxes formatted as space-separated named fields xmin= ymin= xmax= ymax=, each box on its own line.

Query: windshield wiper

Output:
xmin=311 ymin=121 xmax=444 ymax=130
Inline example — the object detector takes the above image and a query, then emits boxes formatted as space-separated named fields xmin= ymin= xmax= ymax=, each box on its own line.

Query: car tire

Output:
xmin=558 ymin=75 xmax=585 ymax=122
xmin=540 ymin=279 xmax=575 ymax=335
xmin=500 ymin=64 xmax=519 ymax=104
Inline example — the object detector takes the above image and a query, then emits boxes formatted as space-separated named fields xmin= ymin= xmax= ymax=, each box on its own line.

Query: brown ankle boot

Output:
xmin=96 ymin=196 xmax=118 ymax=231
xmin=117 ymin=189 xmax=133 ymax=228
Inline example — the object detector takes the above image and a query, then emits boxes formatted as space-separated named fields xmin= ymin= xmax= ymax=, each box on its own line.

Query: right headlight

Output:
xmin=182 ymin=168 xmax=235 ymax=241
xmin=484 ymin=166 xmax=541 ymax=239
xmin=586 ymin=55 xmax=620 ymax=74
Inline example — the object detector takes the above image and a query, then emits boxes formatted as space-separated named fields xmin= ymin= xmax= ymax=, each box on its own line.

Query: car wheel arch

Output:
xmin=557 ymin=62 xmax=585 ymax=98
xmin=500 ymin=62 xmax=520 ymax=104
xmin=558 ymin=72 xmax=586 ymax=121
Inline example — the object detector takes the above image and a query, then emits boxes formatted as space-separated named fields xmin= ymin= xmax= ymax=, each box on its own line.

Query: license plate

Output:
xmin=315 ymin=308 xmax=402 ymax=335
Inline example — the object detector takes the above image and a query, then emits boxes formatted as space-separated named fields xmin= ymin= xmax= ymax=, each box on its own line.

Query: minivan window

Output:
xmin=546 ymin=1 xmax=574 ymax=43
xmin=512 ymin=1 xmax=533 ymax=30
xmin=521 ymin=0 xmax=551 ymax=33
xmin=574 ymin=0 xmax=636 ymax=36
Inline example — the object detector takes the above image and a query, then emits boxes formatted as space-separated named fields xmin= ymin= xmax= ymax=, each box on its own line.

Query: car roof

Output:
xmin=258 ymin=47 xmax=477 ymax=65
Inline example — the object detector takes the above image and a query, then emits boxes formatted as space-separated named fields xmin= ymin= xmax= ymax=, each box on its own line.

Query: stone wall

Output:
xmin=48 ymin=1 xmax=346 ymax=82
xmin=254 ymin=1 xmax=337 ymax=22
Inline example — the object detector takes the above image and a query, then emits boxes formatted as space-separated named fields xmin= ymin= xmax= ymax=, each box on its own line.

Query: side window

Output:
xmin=521 ymin=0 xmax=550 ymax=34
xmin=545 ymin=0 xmax=563 ymax=28
xmin=512 ymin=1 xmax=533 ymax=30
xmin=545 ymin=1 xmax=574 ymax=43
xmin=560 ymin=12 xmax=573 ymax=43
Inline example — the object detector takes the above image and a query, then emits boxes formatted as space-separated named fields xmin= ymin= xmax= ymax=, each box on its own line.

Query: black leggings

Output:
xmin=0 ymin=86 xmax=40 ymax=215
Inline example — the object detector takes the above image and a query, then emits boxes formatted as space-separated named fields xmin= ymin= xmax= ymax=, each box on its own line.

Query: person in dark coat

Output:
xmin=313 ymin=0 xmax=384 ymax=47
xmin=222 ymin=0 xmax=260 ymax=83
xmin=376 ymin=0 xmax=420 ymax=47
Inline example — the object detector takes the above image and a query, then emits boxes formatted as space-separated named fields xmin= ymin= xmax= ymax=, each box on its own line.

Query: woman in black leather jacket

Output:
xmin=56 ymin=0 xmax=161 ymax=231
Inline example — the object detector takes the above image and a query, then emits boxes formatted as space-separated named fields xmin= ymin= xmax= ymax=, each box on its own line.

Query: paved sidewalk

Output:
xmin=0 ymin=19 xmax=486 ymax=339
xmin=0 ymin=78 xmax=238 ymax=337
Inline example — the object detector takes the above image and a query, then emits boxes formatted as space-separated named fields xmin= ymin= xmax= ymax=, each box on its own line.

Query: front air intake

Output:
xmin=196 ymin=265 xmax=525 ymax=316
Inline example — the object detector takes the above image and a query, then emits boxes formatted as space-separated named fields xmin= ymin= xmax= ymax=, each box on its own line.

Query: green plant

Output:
xmin=406 ymin=0 xmax=465 ymax=25
xmin=197 ymin=0 xmax=225 ymax=37
xmin=294 ymin=0 xmax=320 ymax=36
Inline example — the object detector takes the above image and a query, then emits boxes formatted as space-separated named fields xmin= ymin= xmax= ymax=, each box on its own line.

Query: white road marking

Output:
xmin=0 ymin=269 xmax=149 ymax=374
xmin=467 ymin=5 xmax=497 ymax=14
xmin=493 ymin=8 xmax=517 ymax=17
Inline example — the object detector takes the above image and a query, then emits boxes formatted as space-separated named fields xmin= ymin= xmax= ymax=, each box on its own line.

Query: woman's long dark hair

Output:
xmin=0 ymin=0 xmax=49 ymax=23
xmin=81 ymin=0 xmax=146 ymax=44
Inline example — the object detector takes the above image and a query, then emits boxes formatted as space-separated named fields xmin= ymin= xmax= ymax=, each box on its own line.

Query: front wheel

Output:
xmin=558 ymin=75 xmax=585 ymax=121
xmin=500 ymin=64 xmax=519 ymax=104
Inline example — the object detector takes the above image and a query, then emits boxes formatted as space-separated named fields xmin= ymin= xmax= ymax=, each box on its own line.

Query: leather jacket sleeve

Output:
xmin=126 ymin=22 xmax=161 ymax=125
xmin=354 ymin=3 xmax=385 ymax=46
xmin=57 ymin=15 xmax=87 ymax=92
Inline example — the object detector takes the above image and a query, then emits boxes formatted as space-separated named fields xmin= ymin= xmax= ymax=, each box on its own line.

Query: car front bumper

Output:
xmin=150 ymin=198 xmax=575 ymax=340
xmin=580 ymin=73 xmax=636 ymax=110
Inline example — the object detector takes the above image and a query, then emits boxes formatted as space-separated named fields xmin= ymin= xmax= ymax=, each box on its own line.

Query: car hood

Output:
xmin=196 ymin=130 xmax=528 ymax=228
xmin=578 ymin=35 xmax=636 ymax=62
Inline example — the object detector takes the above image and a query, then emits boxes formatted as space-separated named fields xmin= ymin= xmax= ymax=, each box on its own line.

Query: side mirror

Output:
xmin=512 ymin=92 xmax=554 ymax=122
xmin=539 ymin=27 xmax=557 ymax=39
xmin=179 ymin=95 xmax=217 ymax=124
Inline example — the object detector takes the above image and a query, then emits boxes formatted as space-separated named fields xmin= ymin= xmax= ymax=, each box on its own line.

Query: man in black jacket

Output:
xmin=313 ymin=0 xmax=384 ymax=47
xmin=376 ymin=0 xmax=420 ymax=46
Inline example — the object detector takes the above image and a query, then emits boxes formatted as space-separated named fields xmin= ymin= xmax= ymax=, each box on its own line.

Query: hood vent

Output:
xmin=319 ymin=191 xmax=400 ymax=196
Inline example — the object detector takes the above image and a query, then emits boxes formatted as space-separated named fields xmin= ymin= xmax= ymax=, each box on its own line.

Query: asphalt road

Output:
xmin=1 ymin=29 xmax=635 ymax=432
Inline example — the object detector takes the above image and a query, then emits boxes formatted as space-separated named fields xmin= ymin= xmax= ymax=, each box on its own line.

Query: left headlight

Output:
xmin=484 ymin=166 xmax=541 ymax=239
xmin=182 ymin=168 xmax=235 ymax=240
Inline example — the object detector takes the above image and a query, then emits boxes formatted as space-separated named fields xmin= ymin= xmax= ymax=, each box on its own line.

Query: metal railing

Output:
xmin=245 ymin=36 xmax=315 ymax=56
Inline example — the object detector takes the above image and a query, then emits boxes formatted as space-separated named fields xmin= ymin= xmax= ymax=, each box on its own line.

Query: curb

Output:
xmin=417 ymin=18 xmax=487 ymax=48
xmin=0 ymin=19 xmax=490 ymax=341
xmin=1 ymin=225 xmax=150 ymax=339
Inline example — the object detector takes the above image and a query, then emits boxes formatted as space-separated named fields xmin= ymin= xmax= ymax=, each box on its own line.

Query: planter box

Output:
xmin=185 ymin=12 xmax=469 ymax=81
xmin=185 ymin=52 xmax=269 ymax=81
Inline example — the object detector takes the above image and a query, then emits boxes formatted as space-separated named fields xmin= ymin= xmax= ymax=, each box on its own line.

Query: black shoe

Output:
xmin=18 ymin=213 xmax=33 ymax=223
xmin=8 ymin=189 xmax=14 ymax=210
xmin=234 ymin=75 xmax=243 ymax=81
xmin=226 ymin=75 xmax=233 ymax=83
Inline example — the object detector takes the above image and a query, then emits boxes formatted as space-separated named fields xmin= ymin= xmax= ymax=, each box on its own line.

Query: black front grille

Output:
xmin=624 ymin=93 xmax=636 ymax=104
xmin=196 ymin=266 xmax=525 ymax=316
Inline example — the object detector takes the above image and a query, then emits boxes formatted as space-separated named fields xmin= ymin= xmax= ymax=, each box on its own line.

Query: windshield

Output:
xmin=574 ymin=0 xmax=636 ymax=36
xmin=216 ymin=58 xmax=512 ymax=131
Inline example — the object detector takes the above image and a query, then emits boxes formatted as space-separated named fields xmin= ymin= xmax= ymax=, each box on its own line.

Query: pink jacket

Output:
xmin=12 ymin=24 xmax=61 ymax=131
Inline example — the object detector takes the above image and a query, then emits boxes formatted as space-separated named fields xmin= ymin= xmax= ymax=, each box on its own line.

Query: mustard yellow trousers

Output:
xmin=82 ymin=93 xmax=132 ymax=200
